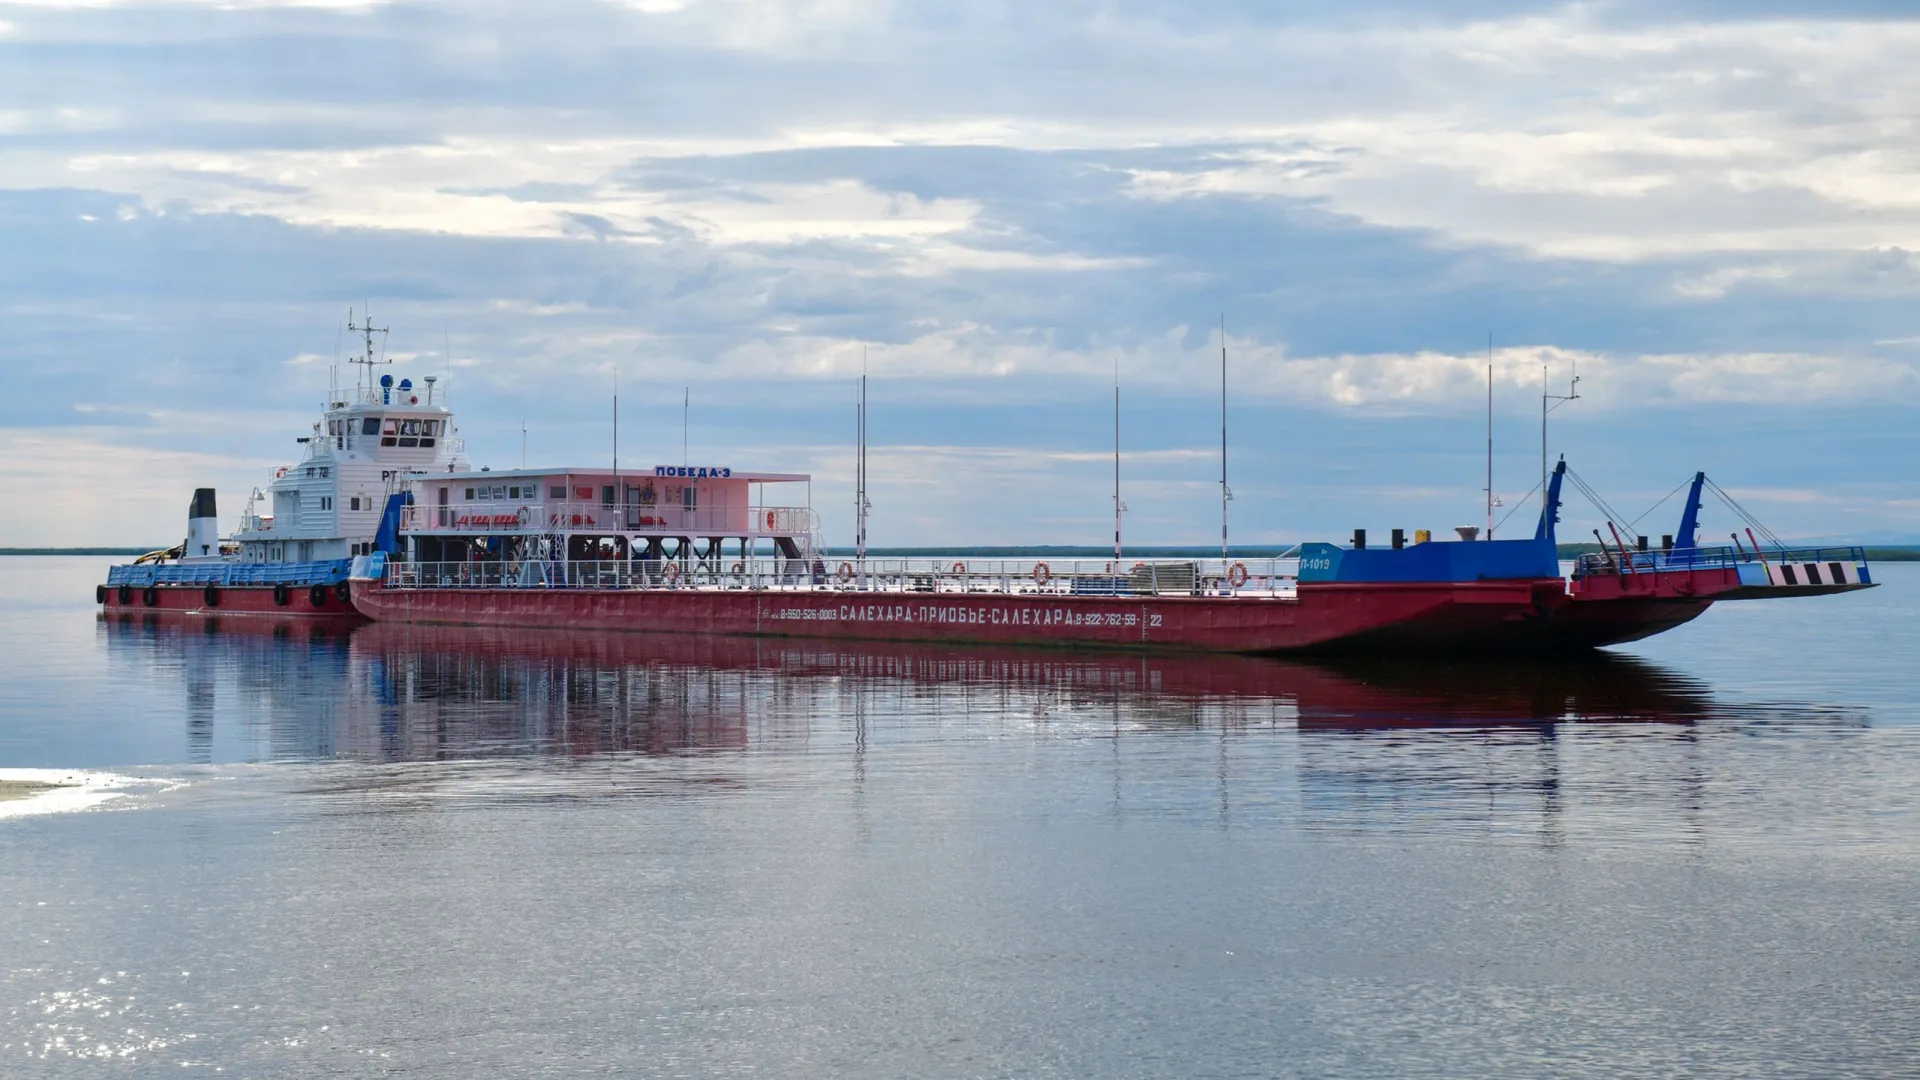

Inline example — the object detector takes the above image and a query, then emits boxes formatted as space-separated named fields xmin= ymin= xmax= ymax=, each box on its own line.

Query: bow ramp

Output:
xmin=1568 ymin=469 xmax=1876 ymax=602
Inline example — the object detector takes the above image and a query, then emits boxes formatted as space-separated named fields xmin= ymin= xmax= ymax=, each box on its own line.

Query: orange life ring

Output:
xmin=1031 ymin=562 xmax=1051 ymax=584
xmin=765 ymin=510 xmax=777 ymax=531
xmin=662 ymin=562 xmax=680 ymax=584
xmin=951 ymin=561 xmax=967 ymax=576
xmin=1227 ymin=562 xmax=1249 ymax=588
xmin=836 ymin=561 xmax=854 ymax=584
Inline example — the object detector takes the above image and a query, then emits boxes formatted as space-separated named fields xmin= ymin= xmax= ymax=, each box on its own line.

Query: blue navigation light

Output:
xmin=380 ymin=374 xmax=394 ymax=387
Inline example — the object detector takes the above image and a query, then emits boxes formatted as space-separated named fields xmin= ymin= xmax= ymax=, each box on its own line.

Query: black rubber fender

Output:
xmin=96 ymin=584 xmax=106 ymax=604
xmin=335 ymin=580 xmax=352 ymax=605
xmin=141 ymin=586 xmax=159 ymax=607
xmin=273 ymin=583 xmax=289 ymax=606
xmin=117 ymin=584 xmax=131 ymax=605
xmin=309 ymin=584 xmax=328 ymax=608
xmin=203 ymin=583 xmax=219 ymax=607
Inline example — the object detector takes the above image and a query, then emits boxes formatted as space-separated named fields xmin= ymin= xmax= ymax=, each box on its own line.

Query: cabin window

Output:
xmin=465 ymin=487 xmax=476 ymax=500
xmin=349 ymin=496 xmax=359 ymax=511
xmin=420 ymin=438 xmax=435 ymax=447
xmin=477 ymin=486 xmax=490 ymax=501
xmin=362 ymin=418 xmax=380 ymax=436
xmin=401 ymin=420 xmax=420 ymax=436
xmin=423 ymin=420 xmax=440 ymax=437
xmin=382 ymin=420 xmax=399 ymax=436
xmin=493 ymin=485 xmax=506 ymax=501
xmin=575 ymin=486 xmax=593 ymax=500
xmin=398 ymin=437 xmax=419 ymax=447
xmin=682 ymin=485 xmax=698 ymax=510
xmin=601 ymin=485 xmax=615 ymax=507
xmin=550 ymin=485 xmax=566 ymax=500
xmin=320 ymin=496 xmax=333 ymax=511
xmin=319 ymin=467 xmax=329 ymax=478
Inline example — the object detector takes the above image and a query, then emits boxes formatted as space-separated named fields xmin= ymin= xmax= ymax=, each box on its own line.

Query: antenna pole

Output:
xmin=522 ymin=418 xmax=527 ymax=470
xmin=1113 ymin=359 xmax=1122 ymax=562
xmin=613 ymin=365 xmax=619 ymax=498
xmin=1541 ymin=357 xmax=1582 ymax=501
xmin=1220 ymin=313 xmax=1229 ymax=562
xmin=1486 ymin=335 xmax=1493 ymax=540
xmin=856 ymin=349 xmax=867 ymax=564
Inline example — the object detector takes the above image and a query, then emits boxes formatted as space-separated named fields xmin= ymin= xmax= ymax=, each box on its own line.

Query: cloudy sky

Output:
xmin=4 ymin=0 xmax=1919 ymax=548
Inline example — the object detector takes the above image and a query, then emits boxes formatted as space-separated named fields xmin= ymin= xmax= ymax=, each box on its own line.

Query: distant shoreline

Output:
xmin=0 ymin=548 xmax=155 ymax=556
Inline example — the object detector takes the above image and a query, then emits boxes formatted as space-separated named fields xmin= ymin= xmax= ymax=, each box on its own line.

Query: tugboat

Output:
xmin=96 ymin=311 xmax=467 ymax=617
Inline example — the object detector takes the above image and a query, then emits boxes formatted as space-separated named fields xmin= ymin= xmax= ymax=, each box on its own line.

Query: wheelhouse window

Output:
xmin=361 ymin=417 xmax=380 ymax=436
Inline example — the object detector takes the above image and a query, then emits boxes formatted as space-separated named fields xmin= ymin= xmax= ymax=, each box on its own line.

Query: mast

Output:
xmin=1113 ymin=358 xmax=1123 ymax=562
xmin=1542 ymin=358 xmax=1581 ymax=497
xmin=856 ymin=347 xmax=868 ymax=564
xmin=613 ymin=365 xmax=619 ymax=502
xmin=346 ymin=306 xmax=389 ymax=399
xmin=1485 ymin=335 xmax=1493 ymax=539
xmin=1220 ymin=314 xmax=1229 ymax=561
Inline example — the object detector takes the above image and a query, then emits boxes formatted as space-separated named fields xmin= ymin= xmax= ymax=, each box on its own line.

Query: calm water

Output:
xmin=2 ymin=556 xmax=1918 ymax=1078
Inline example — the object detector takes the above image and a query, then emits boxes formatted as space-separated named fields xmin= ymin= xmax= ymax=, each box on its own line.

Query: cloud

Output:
xmin=6 ymin=0 xmax=1920 ymax=543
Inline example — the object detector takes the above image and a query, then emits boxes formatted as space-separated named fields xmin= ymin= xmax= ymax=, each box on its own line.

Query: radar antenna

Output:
xmin=347 ymin=306 xmax=391 ymax=397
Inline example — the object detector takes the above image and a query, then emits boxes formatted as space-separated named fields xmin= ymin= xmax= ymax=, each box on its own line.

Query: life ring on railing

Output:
xmin=516 ymin=506 xmax=531 ymax=527
xmin=662 ymin=562 xmax=680 ymax=585
xmin=142 ymin=586 xmax=158 ymax=608
xmin=203 ymin=583 xmax=220 ymax=608
xmin=729 ymin=561 xmax=745 ymax=583
xmin=309 ymin=584 xmax=328 ymax=608
xmin=764 ymin=510 xmax=777 ymax=531
xmin=951 ymin=561 xmax=967 ymax=576
xmin=274 ymin=467 xmax=287 ymax=478
xmin=836 ymin=561 xmax=855 ymax=585
xmin=1032 ymin=562 xmax=1051 ymax=584
xmin=1227 ymin=562 xmax=1249 ymax=589
xmin=273 ymin=583 xmax=290 ymax=606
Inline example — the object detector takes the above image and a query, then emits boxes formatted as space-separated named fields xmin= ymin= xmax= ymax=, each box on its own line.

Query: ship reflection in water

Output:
xmin=95 ymin=608 xmax=1880 ymax=847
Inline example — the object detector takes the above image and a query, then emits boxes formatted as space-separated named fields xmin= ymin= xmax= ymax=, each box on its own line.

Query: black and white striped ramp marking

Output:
xmin=1765 ymin=561 xmax=1863 ymax=587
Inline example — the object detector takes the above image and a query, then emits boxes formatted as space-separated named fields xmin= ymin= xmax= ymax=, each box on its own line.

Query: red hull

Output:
xmin=100 ymin=583 xmax=360 ymax=619
xmin=348 ymin=577 xmax=1571 ymax=655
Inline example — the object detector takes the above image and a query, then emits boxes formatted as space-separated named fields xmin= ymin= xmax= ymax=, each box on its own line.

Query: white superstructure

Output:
xmin=233 ymin=312 xmax=469 ymax=563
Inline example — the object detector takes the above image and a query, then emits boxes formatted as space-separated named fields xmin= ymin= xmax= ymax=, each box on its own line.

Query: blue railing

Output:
xmin=1573 ymin=545 xmax=1868 ymax=578
xmin=105 ymin=559 xmax=352 ymax=588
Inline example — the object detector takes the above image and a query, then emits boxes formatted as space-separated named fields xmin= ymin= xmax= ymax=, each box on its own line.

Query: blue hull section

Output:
xmin=1299 ymin=538 xmax=1560 ymax=584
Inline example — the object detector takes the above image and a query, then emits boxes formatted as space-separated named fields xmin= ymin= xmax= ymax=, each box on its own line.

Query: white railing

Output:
xmin=403 ymin=502 xmax=820 ymax=536
xmin=384 ymin=556 xmax=1300 ymax=598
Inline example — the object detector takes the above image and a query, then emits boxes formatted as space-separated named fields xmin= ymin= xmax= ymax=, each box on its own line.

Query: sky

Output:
xmin=3 ymin=0 xmax=1919 ymax=549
